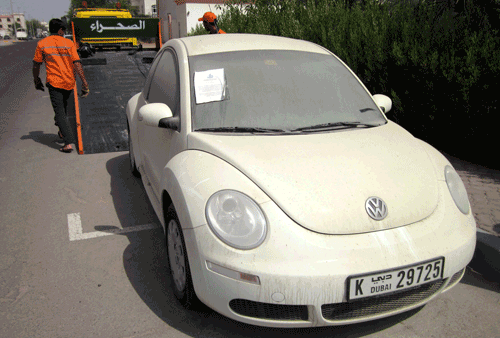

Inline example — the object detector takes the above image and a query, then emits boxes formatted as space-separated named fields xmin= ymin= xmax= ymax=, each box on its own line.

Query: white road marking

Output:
xmin=67 ymin=213 xmax=157 ymax=241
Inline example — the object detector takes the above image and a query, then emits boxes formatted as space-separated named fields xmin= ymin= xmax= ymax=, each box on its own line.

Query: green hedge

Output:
xmin=192 ymin=0 xmax=500 ymax=165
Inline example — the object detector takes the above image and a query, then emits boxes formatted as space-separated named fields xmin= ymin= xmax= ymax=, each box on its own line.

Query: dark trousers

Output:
xmin=47 ymin=84 xmax=76 ymax=146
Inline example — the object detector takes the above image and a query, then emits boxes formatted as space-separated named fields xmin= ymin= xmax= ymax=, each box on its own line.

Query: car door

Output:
xmin=137 ymin=48 xmax=181 ymax=202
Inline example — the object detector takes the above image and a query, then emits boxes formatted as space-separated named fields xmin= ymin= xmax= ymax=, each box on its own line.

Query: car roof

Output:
xmin=176 ymin=34 xmax=331 ymax=57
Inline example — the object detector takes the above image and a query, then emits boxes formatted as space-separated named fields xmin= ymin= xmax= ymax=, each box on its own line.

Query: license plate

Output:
xmin=348 ymin=257 xmax=445 ymax=301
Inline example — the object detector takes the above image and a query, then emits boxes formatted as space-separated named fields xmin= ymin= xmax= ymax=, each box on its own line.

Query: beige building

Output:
xmin=0 ymin=13 xmax=27 ymax=37
xmin=130 ymin=0 xmax=159 ymax=16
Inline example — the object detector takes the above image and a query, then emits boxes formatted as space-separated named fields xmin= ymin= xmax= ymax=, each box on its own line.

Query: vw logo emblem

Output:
xmin=366 ymin=197 xmax=388 ymax=221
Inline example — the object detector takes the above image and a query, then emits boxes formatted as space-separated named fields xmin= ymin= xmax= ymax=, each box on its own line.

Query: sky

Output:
xmin=0 ymin=0 xmax=70 ymax=23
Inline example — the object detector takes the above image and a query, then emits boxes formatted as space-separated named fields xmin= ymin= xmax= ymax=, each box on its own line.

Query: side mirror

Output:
xmin=138 ymin=103 xmax=179 ymax=131
xmin=373 ymin=94 xmax=392 ymax=114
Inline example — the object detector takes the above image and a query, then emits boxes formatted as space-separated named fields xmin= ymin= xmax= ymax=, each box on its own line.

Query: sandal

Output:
xmin=59 ymin=145 xmax=73 ymax=153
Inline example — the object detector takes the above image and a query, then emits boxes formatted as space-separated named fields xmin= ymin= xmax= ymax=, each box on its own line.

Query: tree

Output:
xmin=26 ymin=19 xmax=46 ymax=37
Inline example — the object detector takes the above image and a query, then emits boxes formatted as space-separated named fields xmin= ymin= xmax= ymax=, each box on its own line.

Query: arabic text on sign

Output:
xmin=90 ymin=20 xmax=146 ymax=33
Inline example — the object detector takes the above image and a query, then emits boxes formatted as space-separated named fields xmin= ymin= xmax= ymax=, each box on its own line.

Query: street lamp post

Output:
xmin=9 ymin=0 xmax=17 ymax=40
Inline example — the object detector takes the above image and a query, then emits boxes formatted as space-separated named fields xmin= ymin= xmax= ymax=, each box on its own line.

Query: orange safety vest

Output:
xmin=33 ymin=35 xmax=81 ymax=91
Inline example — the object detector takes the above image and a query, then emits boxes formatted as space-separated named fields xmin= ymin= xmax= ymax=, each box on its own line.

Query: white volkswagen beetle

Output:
xmin=126 ymin=34 xmax=476 ymax=327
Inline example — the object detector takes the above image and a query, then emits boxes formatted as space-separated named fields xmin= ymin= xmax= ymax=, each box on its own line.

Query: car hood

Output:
xmin=188 ymin=122 xmax=438 ymax=235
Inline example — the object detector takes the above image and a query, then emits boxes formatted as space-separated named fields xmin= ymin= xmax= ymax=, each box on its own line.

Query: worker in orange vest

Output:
xmin=33 ymin=18 xmax=89 ymax=153
xmin=199 ymin=12 xmax=226 ymax=34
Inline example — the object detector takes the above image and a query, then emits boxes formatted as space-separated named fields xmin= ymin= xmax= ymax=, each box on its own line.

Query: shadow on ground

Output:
xmin=461 ymin=267 xmax=500 ymax=293
xmin=20 ymin=131 xmax=62 ymax=151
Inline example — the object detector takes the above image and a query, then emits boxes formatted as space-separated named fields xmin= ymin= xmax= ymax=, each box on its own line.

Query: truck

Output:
xmin=16 ymin=28 xmax=28 ymax=40
xmin=73 ymin=7 xmax=138 ymax=50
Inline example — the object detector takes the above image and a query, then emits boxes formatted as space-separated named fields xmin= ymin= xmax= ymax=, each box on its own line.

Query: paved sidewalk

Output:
xmin=0 ymin=40 xmax=15 ymax=47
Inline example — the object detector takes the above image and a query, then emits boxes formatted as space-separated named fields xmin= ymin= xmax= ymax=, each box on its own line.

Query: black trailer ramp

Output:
xmin=78 ymin=51 xmax=155 ymax=154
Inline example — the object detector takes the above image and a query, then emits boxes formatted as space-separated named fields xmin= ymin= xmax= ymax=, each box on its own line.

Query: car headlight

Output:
xmin=206 ymin=190 xmax=267 ymax=250
xmin=445 ymin=165 xmax=470 ymax=214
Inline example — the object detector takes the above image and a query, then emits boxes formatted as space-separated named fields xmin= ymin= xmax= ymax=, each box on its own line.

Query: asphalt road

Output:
xmin=1 ymin=40 xmax=499 ymax=338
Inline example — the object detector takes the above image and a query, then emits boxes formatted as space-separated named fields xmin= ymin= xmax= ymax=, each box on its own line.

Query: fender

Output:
xmin=126 ymin=92 xmax=143 ymax=166
xmin=161 ymin=150 xmax=271 ymax=231
xmin=416 ymin=139 xmax=453 ymax=182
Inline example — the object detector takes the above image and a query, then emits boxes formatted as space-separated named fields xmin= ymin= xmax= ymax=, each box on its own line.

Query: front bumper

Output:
xmin=182 ymin=182 xmax=476 ymax=327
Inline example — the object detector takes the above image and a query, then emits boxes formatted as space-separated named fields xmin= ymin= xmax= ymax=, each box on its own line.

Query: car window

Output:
xmin=143 ymin=50 xmax=164 ymax=99
xmin=147 ymin=49 xmax=180 ymax=116
xmin=189 ymin=50 xmax=386 ymax=132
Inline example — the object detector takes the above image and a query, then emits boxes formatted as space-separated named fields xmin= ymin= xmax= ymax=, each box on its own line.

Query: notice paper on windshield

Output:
xmin=194 ymin=68 xmax=226 ymax=104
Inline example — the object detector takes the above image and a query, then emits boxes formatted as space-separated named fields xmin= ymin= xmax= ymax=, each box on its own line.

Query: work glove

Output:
xmin=81 ymin=87 xmax=90 ymax=98
xmin=34 ymin=77 xmax=45 ymax=91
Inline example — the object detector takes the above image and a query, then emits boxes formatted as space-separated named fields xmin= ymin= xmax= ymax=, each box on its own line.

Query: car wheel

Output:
xmin=128 ymin=123 xmax=140 ymax=178
xmin=166 ymin=204 xmax=198 ymax=308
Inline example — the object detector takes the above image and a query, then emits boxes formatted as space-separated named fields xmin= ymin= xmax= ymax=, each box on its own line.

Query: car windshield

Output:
xmin=189 ymin=50 xmax=386 ymax=132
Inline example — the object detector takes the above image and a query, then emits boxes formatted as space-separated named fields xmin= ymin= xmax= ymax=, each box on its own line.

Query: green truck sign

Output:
xmin=73 ymin=18 xmax=159 ymax=38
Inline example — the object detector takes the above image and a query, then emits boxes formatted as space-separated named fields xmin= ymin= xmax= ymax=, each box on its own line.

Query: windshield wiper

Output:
xmin=195 ymin=126 xmax=287 ymax=133
xmin=290 ymin=121 xmax=380 ymax=132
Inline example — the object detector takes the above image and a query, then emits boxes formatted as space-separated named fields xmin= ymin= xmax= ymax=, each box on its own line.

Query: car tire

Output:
xmin=166 ymin=204 xmax=199 ymax=308
xmin=127 ymin=122 xmax=141 ymax=178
